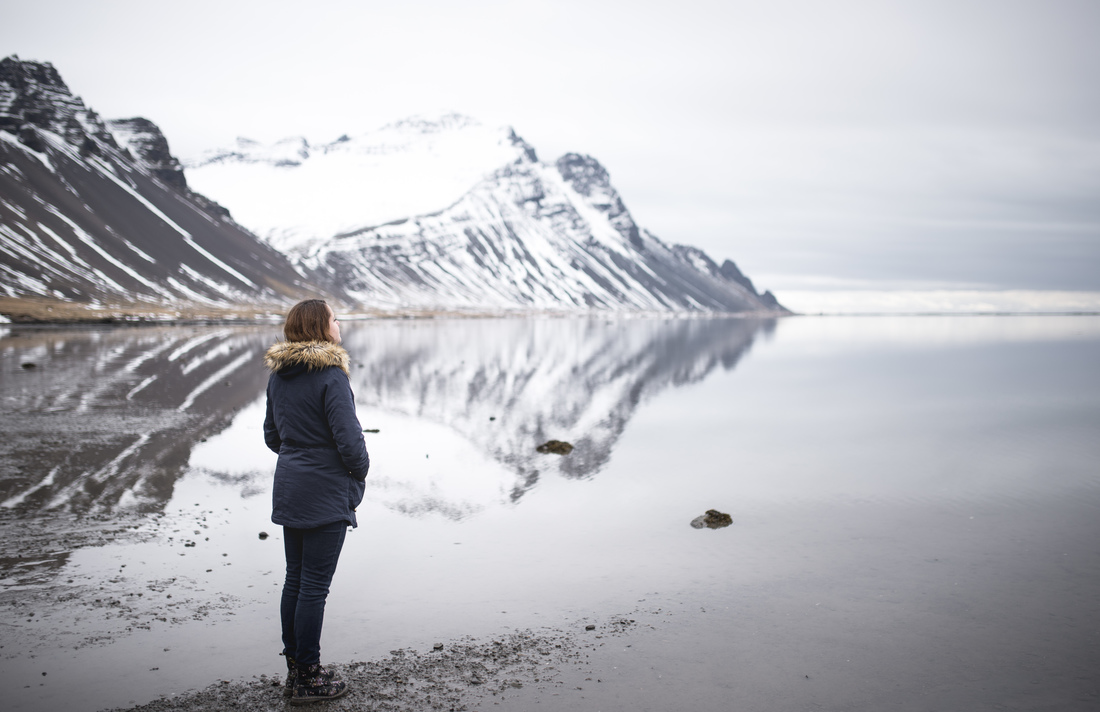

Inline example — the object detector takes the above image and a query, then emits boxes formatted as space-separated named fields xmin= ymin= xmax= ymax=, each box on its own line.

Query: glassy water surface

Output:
xmin=1 ymin=316 xmax=1098 ymax=711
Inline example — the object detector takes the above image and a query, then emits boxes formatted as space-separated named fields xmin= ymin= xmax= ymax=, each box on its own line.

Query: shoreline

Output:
xmin=100 ymin=620 xmax=630 ymax=712
xmin=0 ymin=297 xmax=791 ymax=326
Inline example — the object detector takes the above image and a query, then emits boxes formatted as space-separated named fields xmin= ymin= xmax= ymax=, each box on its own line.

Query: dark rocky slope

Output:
xmin=0 ymin=56 xmax=323 ymax=316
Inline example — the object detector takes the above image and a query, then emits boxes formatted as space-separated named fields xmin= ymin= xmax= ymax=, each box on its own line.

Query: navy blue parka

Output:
xmin=263 ymin=340 xmax=370 ymax=529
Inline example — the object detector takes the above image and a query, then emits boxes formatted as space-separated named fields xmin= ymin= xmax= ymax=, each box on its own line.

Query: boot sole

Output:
xmin=289 ymin=684 xmax=348 ymax=705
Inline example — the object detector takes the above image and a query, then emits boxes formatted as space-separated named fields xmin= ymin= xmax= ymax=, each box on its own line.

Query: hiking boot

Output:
xmin=284 ymin=655 xmax=337 ymax=697
xmin=291 ymin=663 xmax=347 ymax=705
xmin=283 ymin=654 xmax=297 ymax=698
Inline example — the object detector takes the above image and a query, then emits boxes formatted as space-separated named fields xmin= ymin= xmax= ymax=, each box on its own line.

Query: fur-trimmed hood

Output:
xmin=264 ymin=340 xmax=350 ymax=376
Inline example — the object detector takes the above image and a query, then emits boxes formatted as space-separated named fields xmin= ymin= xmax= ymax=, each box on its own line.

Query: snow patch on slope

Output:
xmin=184 ymin=114 xmax=530 ymax=251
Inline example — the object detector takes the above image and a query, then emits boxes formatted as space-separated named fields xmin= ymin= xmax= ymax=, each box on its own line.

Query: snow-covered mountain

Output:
xmin=185 ymin=114 xmax=532 ymax=253
xmin=0 ymin=56 xmax=317 ymax=313
xmin=1 ymin=55 xmax=785 ymax=315
xmin=188 ymin=116 xmax=787 ymax=313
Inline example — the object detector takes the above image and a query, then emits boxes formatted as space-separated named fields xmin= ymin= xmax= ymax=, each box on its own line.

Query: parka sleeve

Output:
xmin=263 ymin=382 xmax=282 ymax=454
xmin=324 ymin=374 xmax=371 ymax=481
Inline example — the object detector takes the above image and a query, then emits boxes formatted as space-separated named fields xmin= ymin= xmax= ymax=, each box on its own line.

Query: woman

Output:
xmin=263 ymin=299 xmax=370 ymax=705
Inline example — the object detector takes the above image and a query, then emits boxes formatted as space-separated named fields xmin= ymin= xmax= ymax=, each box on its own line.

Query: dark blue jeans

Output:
xmin=281 ymin=521 xmax=347 ymax=667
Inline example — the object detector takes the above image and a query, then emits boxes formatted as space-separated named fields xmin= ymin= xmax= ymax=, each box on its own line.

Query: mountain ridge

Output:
xmin=0 ymin=56 xmax=323 ymax=318
xmin=293 ymin=144 xmax=784 ymax=312
xmin=2 ymin=56 xmax=788 ymax=318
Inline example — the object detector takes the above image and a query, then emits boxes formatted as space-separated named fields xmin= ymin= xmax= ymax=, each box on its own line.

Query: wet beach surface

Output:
xmin=2 ymin=316 xmax=1099 ymax=711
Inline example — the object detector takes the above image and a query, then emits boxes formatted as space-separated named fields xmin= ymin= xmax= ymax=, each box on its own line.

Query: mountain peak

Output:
xmin=183 ymin=116 xmax=544 ymax=251
xmin=555 ymin=153 xmax=611 ymax=197
xmin=718 ymin=259 xmax=758 ymax=294
xmin=0 ymin=55 xmax=69 ymax=95
xmin=1 ymin=54 xmax=117 ymax=156
xmin=0 ymin=57 xmax=315 ymax=310
xmin=380 ymin=112 xmax=480 ymax=134
xmin=555 ymin=152 xmax=644 ymax=250
xmin=108 ymin=117 xmax=187 ymax=191
xmin=507 ymin=127 xmax=538 ymax=164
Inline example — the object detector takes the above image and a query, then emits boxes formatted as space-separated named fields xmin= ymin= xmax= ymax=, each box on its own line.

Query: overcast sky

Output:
xmin=4 ymin=0 xmax=1099 ymax=310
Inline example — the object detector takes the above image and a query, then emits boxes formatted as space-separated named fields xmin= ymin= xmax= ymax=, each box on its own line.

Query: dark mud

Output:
xmin=105 ymin=620 xmax=639 ymax=712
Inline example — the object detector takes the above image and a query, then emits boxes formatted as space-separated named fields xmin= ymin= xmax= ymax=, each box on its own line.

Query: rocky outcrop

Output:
xmin=556 ymin=153 xmax=645 ymax=250
xmin=0 ymin=55 xmax=322 ymax=309
xmin=0 ymin=56 xmax=118 ymax=155
xmin=107 ymin=117 xmax=188 ymax=191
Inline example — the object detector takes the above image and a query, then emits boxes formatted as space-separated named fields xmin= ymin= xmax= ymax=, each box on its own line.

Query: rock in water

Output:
xmin=536 ymin=440 xmax=574 ymax=455
xmin=690 ymin=509 xmax=733 ymax=529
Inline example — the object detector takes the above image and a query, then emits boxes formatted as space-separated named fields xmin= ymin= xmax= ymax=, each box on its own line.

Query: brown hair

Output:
xmin=283 ymin=299 xmax=332 ymax=343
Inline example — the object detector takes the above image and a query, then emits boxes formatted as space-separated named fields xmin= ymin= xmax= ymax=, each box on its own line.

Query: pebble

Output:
xmin=537 ymin=440 xmax=574 ymax=455
xmin=690 ymin=509 xmax=733 ymax=529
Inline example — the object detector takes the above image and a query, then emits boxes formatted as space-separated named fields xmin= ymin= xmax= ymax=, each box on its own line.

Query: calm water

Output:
xmin=1 ymin=315 xmax=1098 ymax=711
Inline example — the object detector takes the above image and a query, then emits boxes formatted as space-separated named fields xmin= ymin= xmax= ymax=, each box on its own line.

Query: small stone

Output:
xmin=21 ymin=362 xmax=37 ymax=369
xmin=258 ymin=532 xmax=269 ymax=540
xmin=536 ymin=440 xmax=574 ymax=455
xmin=690 ymin=509 xmax=733 ymax=529
xmin=433 ymin=643 xmax=444 ymax=651
xmin=585 ymin=624 xmax=596 ymax=631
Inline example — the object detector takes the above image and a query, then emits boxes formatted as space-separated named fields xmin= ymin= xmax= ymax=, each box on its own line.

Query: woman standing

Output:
xmin=263 ymin=299 xmax=370 ymax=705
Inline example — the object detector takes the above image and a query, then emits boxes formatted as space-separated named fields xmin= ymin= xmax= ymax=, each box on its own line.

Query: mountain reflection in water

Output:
xmin=344 ymin=317 xmax=772 ymax=509
xmin=0 ymin=317 xmax=773 ymax=525
xmin=0 ymin=325 xmax=271 ymax=516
